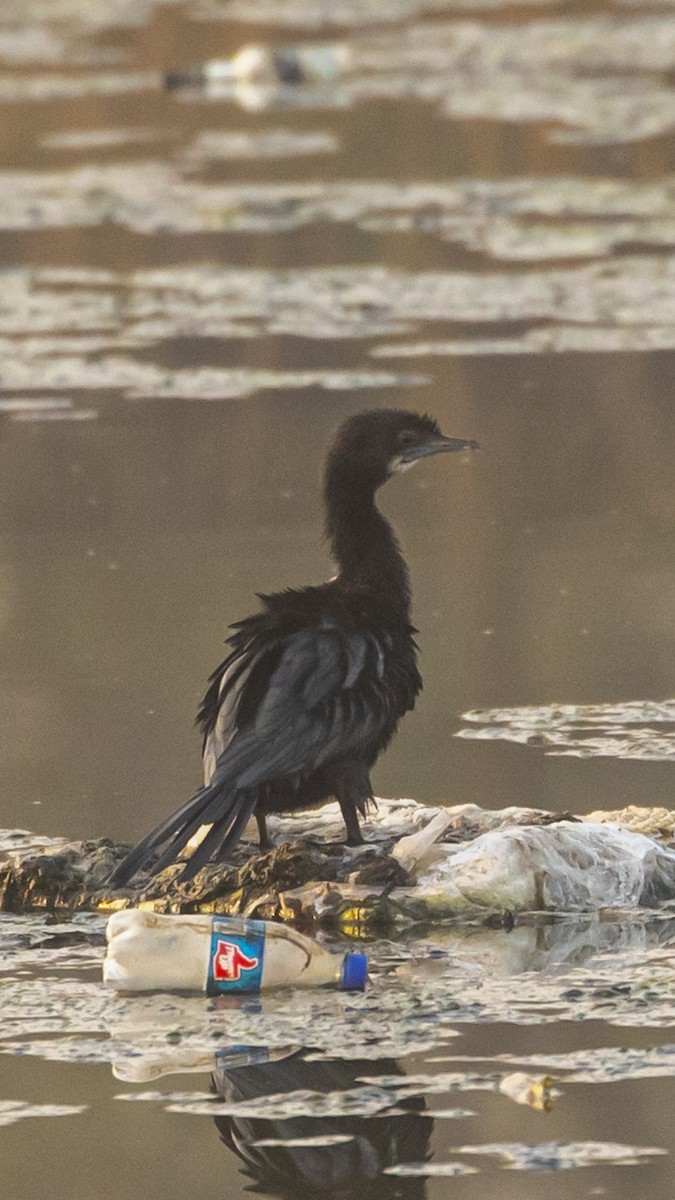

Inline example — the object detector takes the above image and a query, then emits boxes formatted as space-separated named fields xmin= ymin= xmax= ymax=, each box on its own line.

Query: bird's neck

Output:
xmin=324 ymin=472 xmax=412 ymax=621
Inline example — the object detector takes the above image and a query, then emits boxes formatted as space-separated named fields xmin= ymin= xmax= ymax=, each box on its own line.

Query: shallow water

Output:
xmin=3 ymin=0 xmax=675 ymax=1196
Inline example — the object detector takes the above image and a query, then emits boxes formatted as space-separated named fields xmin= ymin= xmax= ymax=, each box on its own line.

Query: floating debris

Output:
xmin=3 ymin=169 xmax=675 ymax=246
xmin=453 ymin=1044 xmax=675 ymax=1086
xmin=193 ymin=0 xmax=510 ymax=26
xmin=4 ymin=799 xmax=675 ymax=922
xmin=182 ymin=128 xmax=339 ymax=163
xmin=456 ymin=1139 xmax=667 ymax=1170
xmin=0 ymin=0 xmax=184 ymax=33
xmin=0 ymin=1100 xmax=88 ymax=1126
xmin=0 ymin=71 xmax=157 ymax=102
xmin=459 ymin=698 xmax=675 ymax=761
xmin=383 ymin=1162 xmax=477 ymax=1176
xmin=165 ymin=14 xmax=675 ymax=143
xmin=11 ymin=407 xmax=98 ymax=422
xmin=7 ymin=254 xmax=675 ymax=386
xmin=0 ymin=352 xmax=426 ymax=398
xmin=0 ymin=397 xmax=73 ymax=413
xmin=0 ymin=827 xmax=67 ymax=854
xmin=41 ymin=128 xmax=165 ymax=151
xmin=374 ymin=326 xmax=675 ymax=357
xmin=0 ymin=7 xmax=673 ymax=148
xmin=166 ymin=44 xmax=351 ymax=92
xmin=497 ymin=1072 xmax=554 ymax=1112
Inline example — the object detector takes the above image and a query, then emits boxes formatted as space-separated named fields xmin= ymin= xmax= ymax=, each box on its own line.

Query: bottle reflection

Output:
xmin=211 ymin=1046 xmax=433 ymax=1197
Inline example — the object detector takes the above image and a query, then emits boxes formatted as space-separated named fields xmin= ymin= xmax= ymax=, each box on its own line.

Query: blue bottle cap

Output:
xmin=340 ymin=951 xmax=368 ymax=991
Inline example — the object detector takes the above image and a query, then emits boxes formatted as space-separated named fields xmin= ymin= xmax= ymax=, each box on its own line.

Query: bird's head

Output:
xmin=327 ymin=409 xmax=479 ymax=492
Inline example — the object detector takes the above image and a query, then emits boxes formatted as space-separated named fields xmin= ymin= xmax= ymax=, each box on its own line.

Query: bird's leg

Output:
xmin=338 ymin=798 xmax=365 ymax=846
xmin=336 ymin=765 xmax=372 ymax=846
xmin=256 ymin=810 xmax=272 ymax=852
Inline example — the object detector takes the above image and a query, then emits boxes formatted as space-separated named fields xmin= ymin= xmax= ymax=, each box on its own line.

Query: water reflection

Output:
xmin=211 ymin=1047 xmax=433 ymax=1197
xmin=2 ymin=913 xmax=667 ymax=1071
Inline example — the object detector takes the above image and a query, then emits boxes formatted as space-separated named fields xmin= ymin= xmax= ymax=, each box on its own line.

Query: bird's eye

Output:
xmin=397 ymin=429 xmax=417 ymax=446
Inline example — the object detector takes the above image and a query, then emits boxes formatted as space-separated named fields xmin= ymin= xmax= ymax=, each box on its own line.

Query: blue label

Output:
xmin=207 ymin=916 xmax=265 ymax=995
xmin=214 ymin=1045 xmax=272 ymax=1070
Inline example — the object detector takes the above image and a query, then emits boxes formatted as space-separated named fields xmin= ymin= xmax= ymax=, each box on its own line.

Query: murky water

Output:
xmin=3 ymin=0 xmax=675 ymax=1196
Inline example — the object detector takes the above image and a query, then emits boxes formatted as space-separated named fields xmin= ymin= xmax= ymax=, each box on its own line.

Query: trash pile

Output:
xmin=3 ymin=798 xmax=675 ymax=931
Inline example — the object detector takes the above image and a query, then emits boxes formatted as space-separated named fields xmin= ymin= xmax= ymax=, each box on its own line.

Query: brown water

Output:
xmin=3 ymin=1 xmax=675 ymax=1196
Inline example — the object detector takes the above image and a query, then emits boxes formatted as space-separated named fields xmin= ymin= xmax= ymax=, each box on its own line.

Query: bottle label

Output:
xmin=214 ymin=1045 xmax=272 ymax=1070
xmin=207 ymin=916 xmax=266 ymax=994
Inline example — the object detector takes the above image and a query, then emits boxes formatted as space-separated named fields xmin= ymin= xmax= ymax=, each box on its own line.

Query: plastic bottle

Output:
xmin=103 ymin=909 xmax=367 ymax=994
xmin=165 ymin=43 xmax=350 ymax=92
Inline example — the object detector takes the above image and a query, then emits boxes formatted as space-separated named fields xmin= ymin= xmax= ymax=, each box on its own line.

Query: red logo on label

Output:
xmin=212 ymin=939 xmax=260 ymax=982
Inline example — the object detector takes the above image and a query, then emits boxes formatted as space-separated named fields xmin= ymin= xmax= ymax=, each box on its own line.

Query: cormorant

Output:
xmin=108 ymin=409 xmax=478 ymax=885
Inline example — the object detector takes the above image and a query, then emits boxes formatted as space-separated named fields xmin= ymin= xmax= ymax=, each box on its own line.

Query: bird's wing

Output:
xmin=206 ymin=621 xmax=389 ymax=794
xmin=201 ymin=644 xmax=268 ymax=784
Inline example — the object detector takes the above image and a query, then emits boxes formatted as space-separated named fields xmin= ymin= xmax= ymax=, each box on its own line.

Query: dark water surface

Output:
xmin=3 ymin=1 xmax=675 ymax=1196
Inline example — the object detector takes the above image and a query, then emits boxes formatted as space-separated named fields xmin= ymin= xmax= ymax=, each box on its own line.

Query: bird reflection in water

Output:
xmin=211 ymin=1046 xmax=433 ymax=1197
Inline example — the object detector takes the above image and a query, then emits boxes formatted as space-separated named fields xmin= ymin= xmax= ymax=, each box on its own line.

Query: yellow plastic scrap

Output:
xmin=338 ymin=910 xmax=366 ymax=938
xmin=95 ymin=896 xmax=133 ymax=914
xmin=183 ymin=824 xmax=212 ymax=855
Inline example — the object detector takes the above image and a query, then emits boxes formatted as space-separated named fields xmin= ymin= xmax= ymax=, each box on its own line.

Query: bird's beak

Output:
xmin=401 ymin=435 xmax=480 ymax=463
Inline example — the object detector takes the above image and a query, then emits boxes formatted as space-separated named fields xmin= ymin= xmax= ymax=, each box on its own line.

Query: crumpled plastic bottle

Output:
xmin=103 ymin=909 xmax=367 ymax=994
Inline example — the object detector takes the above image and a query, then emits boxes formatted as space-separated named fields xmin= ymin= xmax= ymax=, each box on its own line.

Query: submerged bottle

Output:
xmin=103 ymin=909 xmax=367 ymax=995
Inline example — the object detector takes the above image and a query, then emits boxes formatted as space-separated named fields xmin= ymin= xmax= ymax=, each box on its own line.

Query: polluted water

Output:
xmin=3 ymin=1 xmax=675 ymax=1199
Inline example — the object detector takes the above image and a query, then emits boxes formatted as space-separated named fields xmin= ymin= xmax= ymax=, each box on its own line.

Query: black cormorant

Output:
xmin=108 ymin=409 xmax=478 ymax=884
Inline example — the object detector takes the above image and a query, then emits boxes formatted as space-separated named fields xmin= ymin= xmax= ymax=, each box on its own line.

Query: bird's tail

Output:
xmin=107 ymin=781 xmax=257 ymax=887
